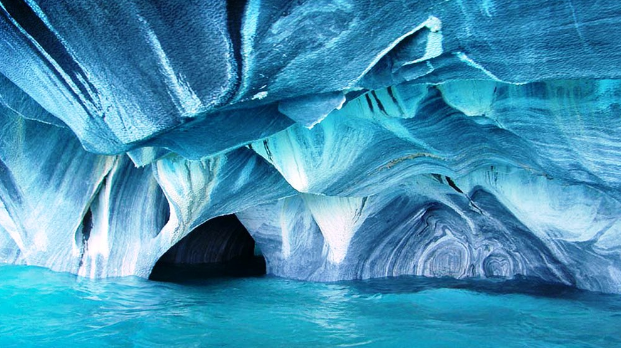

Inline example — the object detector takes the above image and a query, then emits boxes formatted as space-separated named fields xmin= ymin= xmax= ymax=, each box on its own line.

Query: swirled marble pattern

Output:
xmin=2 ymin=0 xmax=621 ymax=294
xmin=252 ymin=80 xmax=621 ymax=197
xmin=2 ymin=0 xmax=621 ymax=154
xmin=237 ymin=183 xmax=577 ymax=286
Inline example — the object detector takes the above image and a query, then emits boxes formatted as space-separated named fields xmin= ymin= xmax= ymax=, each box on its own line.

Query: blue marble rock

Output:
xmin=1 ymin=0 xmax=621 ymax=294
xmin=237 ymin=169 xmax=621 ymax=293
xmin=2 ymin=0 xmax=621 ymax=155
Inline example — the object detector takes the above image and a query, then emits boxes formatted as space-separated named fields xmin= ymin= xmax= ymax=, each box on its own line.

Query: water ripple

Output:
xmin=1 ymin=265 xmax=620 ymax=347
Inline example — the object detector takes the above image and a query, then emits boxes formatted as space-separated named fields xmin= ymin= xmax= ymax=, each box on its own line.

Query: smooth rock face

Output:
xmin=238 ymin=172 xmax=621 ymax=292
xmin=2 ymin=1 xmax=621 ymax=293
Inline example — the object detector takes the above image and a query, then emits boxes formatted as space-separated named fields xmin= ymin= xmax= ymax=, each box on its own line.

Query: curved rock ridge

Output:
xmin=252 ymin=80 xmax=621 ymax=197
xmin=0 ymin=102 xmax=295 ymax=277
xmin=237 ymin=168 xmax=621 ymax=293
xmin=0 ymin=0 xmax=237 ymax=152
xmin=2 ymin=1 xmax=621 ymax=293
xmin=2 ymin=0 xmax=621 ymax=154
xmin=156 ymin=215 xmax=255 ymax=266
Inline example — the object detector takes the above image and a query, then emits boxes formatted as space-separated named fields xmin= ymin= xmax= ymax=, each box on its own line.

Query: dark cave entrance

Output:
xmin=149 ymin=215 xmax=266 ymax=282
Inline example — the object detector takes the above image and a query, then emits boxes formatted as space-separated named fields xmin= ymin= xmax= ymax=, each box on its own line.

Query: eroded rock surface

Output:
xmin=2 ymin=0 xmax=621 ymax=293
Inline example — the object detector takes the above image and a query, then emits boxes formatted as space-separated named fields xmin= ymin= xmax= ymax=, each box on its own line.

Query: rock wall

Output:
xmin=2 ymin=0 xmax=621 ymax=293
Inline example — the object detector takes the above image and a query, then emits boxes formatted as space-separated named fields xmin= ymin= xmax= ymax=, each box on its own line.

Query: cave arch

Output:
xmin=149 ymin=214 xmax=265 ymax=282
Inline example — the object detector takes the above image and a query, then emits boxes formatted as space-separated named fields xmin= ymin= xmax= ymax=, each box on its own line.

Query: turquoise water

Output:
xmin=1 ymin=265 xmax=620 ymax=347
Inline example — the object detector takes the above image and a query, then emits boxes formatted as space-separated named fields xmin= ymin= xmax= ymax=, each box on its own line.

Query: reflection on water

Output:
xmin=0 ymin=265 xmax=619 ymax=347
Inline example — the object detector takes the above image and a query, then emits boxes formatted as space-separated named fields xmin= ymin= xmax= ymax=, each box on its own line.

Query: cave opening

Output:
xmin=149 ymin=214 xmax=266 ymax=282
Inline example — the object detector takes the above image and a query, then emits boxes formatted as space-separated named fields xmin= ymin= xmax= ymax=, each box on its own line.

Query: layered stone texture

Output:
xmin=2 ymin=0 xmax=621 ymax=293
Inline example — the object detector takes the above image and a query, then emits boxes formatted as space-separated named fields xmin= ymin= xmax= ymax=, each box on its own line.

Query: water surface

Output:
xmin=1 ymin=265 xmax=619 ymax=347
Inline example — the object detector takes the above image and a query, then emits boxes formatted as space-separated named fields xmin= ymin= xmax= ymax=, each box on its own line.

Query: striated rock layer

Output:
xmin=2 ymin=1 xmax=621 ymax=293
